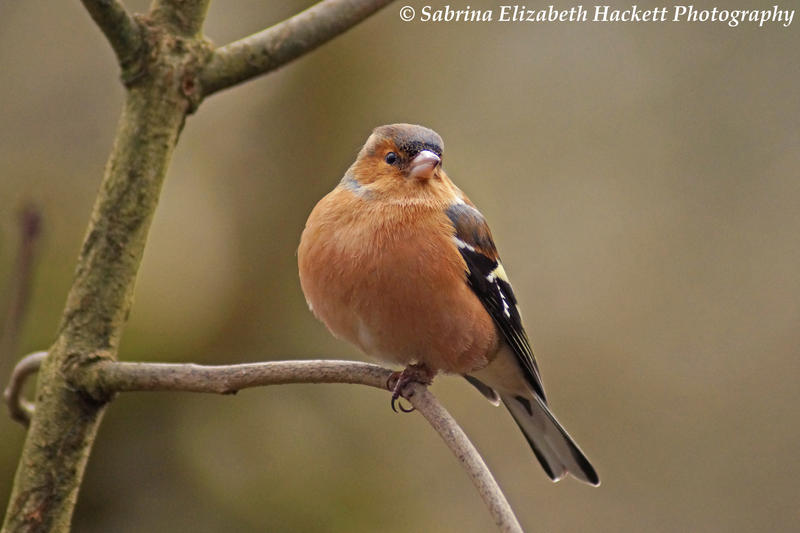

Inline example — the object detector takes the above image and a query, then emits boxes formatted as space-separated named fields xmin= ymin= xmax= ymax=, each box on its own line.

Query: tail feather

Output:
xmin=467 ymin=344 xmax=599 ymax=485
xmin=501 ymin=393 xmax=599 ymax=486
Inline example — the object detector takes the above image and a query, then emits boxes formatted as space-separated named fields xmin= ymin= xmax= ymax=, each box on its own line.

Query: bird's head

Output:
xmin=345 ymin=124 xmax=453 ymax=203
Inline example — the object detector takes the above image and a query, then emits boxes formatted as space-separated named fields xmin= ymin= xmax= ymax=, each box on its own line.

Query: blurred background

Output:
xmin=1 ymin=1 xmax=798 ymax=531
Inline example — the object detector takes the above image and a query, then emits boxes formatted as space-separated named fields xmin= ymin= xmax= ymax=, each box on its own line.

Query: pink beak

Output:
xmin=408 ymin=150 xmax=441 ymax=181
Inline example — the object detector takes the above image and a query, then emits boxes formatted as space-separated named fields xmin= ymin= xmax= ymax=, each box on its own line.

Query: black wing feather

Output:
xmin=446 ymin=203 xmax=546 ymax=402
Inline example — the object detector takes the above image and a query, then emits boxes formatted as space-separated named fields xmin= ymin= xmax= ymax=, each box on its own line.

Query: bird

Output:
xmin=297 ymin=123 xmax=599 ymax=485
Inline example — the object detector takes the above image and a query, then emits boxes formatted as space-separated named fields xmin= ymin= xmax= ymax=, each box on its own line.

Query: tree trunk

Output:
xmin=1 ymin=12 xmax=208 ymax=531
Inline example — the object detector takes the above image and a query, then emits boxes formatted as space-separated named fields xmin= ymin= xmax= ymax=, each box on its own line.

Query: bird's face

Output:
xmin=346 ymin=124 xmax=457 ymax=204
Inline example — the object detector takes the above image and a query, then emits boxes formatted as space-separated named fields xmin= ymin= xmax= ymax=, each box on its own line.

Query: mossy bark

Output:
xmin=1 ymin=15 xmax=209 ymax=532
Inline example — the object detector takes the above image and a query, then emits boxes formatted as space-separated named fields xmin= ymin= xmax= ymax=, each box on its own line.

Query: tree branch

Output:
xmin=79 ymin=359 xmax=390 ymax=396
xmin=199 ymin=0 xmax=395 ymax=96
xmin=74 ymin=359 xmax=523 ymax=532
xmin=407 ymin=384 xmax=524 ymax=533
xmin=150 ymin=0 xmax=211 ymax=36
xmin=3 ymin=351 xmax=47 ymax=427
xmin=79 ymin=0 xmax=143 ymax=69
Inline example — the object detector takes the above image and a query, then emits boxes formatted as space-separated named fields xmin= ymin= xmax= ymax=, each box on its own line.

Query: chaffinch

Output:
xmin=298 ymin=124 xmax=599 ymax=485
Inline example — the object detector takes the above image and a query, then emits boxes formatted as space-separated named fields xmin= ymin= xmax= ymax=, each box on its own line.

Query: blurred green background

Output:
xmin=2 ymin=1 xmax=798 ymax=531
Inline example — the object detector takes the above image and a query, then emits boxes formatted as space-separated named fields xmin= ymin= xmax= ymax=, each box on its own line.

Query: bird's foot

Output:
xmin=386 ymin=363 xmax=436 ymax=413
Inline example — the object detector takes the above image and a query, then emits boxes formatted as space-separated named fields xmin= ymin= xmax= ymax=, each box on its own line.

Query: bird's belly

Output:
xmin=301 ymin=220 xmax=498 ymax=374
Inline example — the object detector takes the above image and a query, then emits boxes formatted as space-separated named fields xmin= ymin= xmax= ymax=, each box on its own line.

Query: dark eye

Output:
xmin=384 ymin=152 xmax=398 ymax=165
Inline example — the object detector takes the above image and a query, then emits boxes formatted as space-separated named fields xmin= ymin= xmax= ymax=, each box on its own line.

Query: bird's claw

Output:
xmin=390 ymin=391 xmax=416 ymax=413
xmin=386 ymin=364 xmax=435 ymax=413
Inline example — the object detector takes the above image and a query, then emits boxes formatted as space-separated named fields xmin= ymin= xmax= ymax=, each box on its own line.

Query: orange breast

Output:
xmin=298 ymin=189 xmax=499 ymax=374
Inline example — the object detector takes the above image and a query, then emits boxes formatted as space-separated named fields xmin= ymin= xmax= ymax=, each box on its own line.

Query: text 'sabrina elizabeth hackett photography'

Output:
xmin=410 ymin=4 xmax=795 ymax=27
xmin=1 ymin=1 xmax=798 ymax=532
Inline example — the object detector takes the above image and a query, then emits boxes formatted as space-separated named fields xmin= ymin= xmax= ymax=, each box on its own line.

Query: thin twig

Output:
xmin=200 ymin=0 xmax=395 ymax=96
xmin=79 ymin=0 xmax=143 ymax=68
xmin=1 ymin=204 xmax=41 ymax=369
xmin=76 ymin=358 xmax=522 ymax=532
xmin=406 ymin=383 xmax=524 ymax=533
xmin=3 ymin=351 xmax=47 ymax=427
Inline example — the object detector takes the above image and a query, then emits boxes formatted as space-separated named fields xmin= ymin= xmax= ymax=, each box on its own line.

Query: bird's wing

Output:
xmin=445 ymin=202 xmax=546 ymax=401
